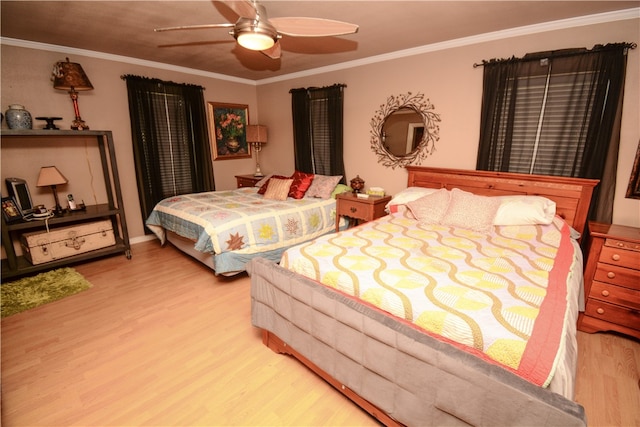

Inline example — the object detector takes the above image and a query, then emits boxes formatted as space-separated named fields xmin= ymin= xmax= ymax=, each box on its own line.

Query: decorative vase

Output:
xmin=226 ymin=138 xmax=240 ymax=153
xmin=5 ymin=104 xmax=33 ymax=129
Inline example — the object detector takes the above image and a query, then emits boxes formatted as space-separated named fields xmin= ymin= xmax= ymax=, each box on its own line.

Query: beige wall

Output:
xmin=2 ymin=16 xmax=639 ymax=247
xmin=257 ymin=18 xmax=639 ymax=228
xmin=1 ymin=45 xmax=259 ymax=241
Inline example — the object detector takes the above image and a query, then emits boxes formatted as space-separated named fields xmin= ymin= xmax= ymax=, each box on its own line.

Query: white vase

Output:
xmin=5 ymin=104 xmax=33 ymax=129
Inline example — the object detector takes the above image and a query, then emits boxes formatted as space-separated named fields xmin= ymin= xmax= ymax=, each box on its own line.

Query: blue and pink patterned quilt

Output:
xmin=146 ymin=187 xmax=342 ymax=257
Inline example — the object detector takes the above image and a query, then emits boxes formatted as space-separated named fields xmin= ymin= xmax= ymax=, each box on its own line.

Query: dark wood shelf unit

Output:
xmin=1 ymin=130 xmax=131 ymax=280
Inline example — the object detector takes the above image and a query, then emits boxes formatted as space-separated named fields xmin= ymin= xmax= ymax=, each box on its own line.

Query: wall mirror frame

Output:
xmin=370 ymin=92 xmax=441 ymax=169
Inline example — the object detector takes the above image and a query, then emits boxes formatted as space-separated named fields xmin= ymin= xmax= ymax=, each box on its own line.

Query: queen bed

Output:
xmin=146 ymin=172 xmax=348 ymax=275
xmin=248 ymin=166 xmax=598 ymax=426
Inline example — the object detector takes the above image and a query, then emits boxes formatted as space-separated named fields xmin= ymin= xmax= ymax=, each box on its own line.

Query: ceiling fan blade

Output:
xmin=270 ymin=17 xmax=359 ymax=37
xmin=260 ymin=41 xmax=281 ymax=59
xmin=154 ymin=23 xmax=234 ymax=32
xmin=221 ymin=0 xmax=257 ymax=19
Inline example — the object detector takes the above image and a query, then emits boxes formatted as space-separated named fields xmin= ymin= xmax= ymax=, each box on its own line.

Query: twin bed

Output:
xmin=146 ymin=174 xmax=347 ymax=275
xmin=248 ymin=166 xmax=598 ymax=426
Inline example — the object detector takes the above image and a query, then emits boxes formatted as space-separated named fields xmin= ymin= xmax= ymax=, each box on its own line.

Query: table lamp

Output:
xmin=246 ymin=125 xmax=268 ymax=177
xmin=52 ymin=58 xmax=94 ymax=130
xmin=37 ymin=166 xmax=68 ymax=216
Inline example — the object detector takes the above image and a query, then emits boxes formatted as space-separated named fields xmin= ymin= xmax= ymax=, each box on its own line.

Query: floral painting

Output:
xmin=208 ymin=102 xmax=251 ymax=160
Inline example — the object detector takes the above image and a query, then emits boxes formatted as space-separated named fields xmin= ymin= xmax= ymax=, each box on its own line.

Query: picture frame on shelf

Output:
xmin=207 ymin=102 xmax=252 ymax=160
xmin=2 ymin=197 xmax=23 ymax=223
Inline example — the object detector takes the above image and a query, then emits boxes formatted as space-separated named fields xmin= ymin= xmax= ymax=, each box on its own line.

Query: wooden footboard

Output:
xmin=261 ymin=329 xmax=402 ymax=427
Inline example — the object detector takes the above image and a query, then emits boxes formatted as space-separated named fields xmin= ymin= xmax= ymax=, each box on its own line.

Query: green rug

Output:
xmin=1 ymin=267 xmax=92 ymax=318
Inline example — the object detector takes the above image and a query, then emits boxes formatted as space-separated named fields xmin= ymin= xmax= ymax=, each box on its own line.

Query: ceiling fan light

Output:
xmin=237 ymin=32 xmax=275 ymax=51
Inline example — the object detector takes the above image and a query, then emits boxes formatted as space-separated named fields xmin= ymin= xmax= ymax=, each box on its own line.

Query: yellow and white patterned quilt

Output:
xmin=280 ymin=210 xmax=577 ymax=387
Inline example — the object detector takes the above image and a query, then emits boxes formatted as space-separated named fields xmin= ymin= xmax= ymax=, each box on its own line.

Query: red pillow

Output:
xmin=288 ymin=171 xmax=315 ymax=199
xmin=258 ymin=175 xmax=288 ymax=194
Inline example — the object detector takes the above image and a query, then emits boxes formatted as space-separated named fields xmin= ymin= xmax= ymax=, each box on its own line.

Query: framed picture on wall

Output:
xmin=208 ymin=102 xmax=252 ymax=160
xmin=2 ymin=197 xmax=22 ymax=223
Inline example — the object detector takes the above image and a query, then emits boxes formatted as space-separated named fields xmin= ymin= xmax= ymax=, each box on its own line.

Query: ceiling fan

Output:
xmin=154 ymin=0 xmax=359 ymax=59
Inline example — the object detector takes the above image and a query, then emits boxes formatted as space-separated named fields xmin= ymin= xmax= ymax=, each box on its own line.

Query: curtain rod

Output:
xmin=473 ymin=42 xmax=637 ymax=68
xmin=120 ymin=74 xmax=205 ymax=90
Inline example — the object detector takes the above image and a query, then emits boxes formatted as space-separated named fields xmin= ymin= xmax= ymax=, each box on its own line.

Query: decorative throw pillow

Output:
xmin=263 ymin=178 xmax=293 ymax=200
xmin=386 ymin=187 xmax=438 ymax=213
xmin=406 ymin=188 xmax=451 ymax=224
xmin=305 ymin=175 xmax=343 ymax=199
xmin=288 ymin=171 xmax=315 ymax=199
xmin=331 ymin=183 xmax=351 ymax=198
xmin=493 ymin=195 xmax=556 ymax=225
xmin=441 ymin=188 xmax=501 ymax=233
xmin=258 ymin=174 xmax=288 ymax=194
xmin=254 ymin=173 xmax=274 ymax=187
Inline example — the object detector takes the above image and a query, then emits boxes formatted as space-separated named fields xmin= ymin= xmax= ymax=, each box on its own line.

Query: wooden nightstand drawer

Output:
xmin=593 ymin=262 xmax=640 ymax=289
xmin=584 ymin=299 xmax=640 ymax=331
xmin=605 ymin=237 xmax=640 ymax=252
xmin=599 ymin=245 xmax=640 ymax=267
xmin=589 ymin=281 xmax=640 ymax=310
xmin=236 ymin=174 xmax=261 ymax=188
xmin=339 ymin=198 xmax=376 ymax=221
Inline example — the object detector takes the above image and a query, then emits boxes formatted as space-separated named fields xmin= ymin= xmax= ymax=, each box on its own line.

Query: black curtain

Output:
xmin=123 ymin=75 xmax=214 ymax=229
xmin=476 ymin=43 xmax=634 ymax=222
xmin=290 ymin=84 xmax=346 ymax=180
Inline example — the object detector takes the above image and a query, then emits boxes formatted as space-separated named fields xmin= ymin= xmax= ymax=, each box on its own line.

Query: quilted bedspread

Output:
xmin=280 ymin=210 xmax=577 ymax=387
xmin=146 ymin=187 xmax=341 ymax=256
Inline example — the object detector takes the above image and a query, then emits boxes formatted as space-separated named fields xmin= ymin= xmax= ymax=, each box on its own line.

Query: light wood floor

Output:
xmin=2 ymin=240 xmax=639 ymax=426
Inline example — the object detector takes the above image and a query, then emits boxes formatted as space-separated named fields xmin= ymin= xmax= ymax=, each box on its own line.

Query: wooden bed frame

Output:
xmin=252 ymin=167 xmax=598 ymax=426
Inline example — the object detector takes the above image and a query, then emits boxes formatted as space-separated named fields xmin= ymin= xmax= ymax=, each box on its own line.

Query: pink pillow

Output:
xmin=441 ymin=188 xmax=501 ymax=233
xmin=305 ymin=175 xmax=343 ymax=199
xmin=263 ymin=178 xmax=293 ymax=200
xmin=288 ymin=171 xmax=315 ymax=199
xmin=406 ymin=188 xmax=451 ymax=224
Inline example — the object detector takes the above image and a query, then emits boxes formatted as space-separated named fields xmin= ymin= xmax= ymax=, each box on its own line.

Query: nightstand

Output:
xmin=335 ymin=192 xmax=392 ymax=232
xmin=235 ymin=174 xmax=262 ymax=188
xmin=578 ymin=222 xmax=640 ymax=340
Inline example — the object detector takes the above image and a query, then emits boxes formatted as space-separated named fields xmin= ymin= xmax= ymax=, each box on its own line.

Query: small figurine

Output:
xmin=350 ymin=175 xmax=365 ymax=193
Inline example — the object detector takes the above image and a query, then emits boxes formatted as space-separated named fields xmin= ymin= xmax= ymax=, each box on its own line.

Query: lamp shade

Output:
xmin=246 ymin=125 xmax=268 ymax=144
xmin=52 ymin=58 xmax=94 ymax=91
xmin=37 ymin=166 xmax=68 ymax=187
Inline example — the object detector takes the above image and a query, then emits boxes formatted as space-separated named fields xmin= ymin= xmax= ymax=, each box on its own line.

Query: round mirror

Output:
xmin=370 ymin=92 xmax=441 ymax=169
xmin=381 ymin=107 xmax=424 ymax=157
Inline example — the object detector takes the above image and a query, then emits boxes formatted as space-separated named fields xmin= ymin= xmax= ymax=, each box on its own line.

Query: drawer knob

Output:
xmin=350 ymin=207 xmax=357 ymax=213
xmin=596 ymin=308 xmax=605 ymax=315
xmin=607 ymin=272 xmax=615 ymax=279
xmin=601 ymin=290 xmax=610 ymax=297
xmin=611 ymin=254 xmax=621 ymax=261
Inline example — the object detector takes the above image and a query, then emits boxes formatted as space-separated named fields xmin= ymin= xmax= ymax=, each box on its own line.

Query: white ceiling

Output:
xmin=2 ymin=1 xmax=638 ymax=82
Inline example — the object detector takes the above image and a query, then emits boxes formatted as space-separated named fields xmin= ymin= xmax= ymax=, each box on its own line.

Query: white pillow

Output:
xmin=493 ymin=195 xmax=556 ymax=225
xmin=386 ymin=187 xmax=438 ymax=212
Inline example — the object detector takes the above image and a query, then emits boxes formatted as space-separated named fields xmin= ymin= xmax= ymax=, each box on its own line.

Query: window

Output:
xmin=476 ymin=43 xmax=634 ymax=222
xmin=123 ymin=75 xmax=214 ymax=231
xmin=290 ymin=84 xmax=346 ymax=180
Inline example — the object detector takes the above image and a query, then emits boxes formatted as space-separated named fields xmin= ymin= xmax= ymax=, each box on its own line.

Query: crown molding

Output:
xmin=0 ymin=37 xmax=258 ymax=86
xmin=256 ymin=7 xmax=639 ymax=84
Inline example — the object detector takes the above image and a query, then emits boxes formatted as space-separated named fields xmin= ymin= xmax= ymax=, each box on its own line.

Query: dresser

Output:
xmin=578 ymin=222 xmax=640 ymax=339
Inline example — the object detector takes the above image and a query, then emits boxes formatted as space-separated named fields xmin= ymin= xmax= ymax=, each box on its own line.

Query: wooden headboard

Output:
xmin=406 ymin=166 xmax=599 ymax=238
